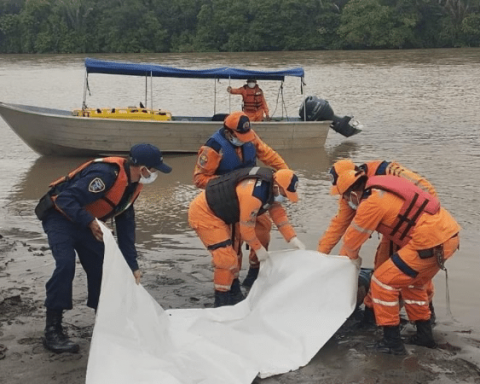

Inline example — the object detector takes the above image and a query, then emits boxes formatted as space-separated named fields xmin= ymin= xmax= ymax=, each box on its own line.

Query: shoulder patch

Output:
xmin=198 ymin=153 xmax=208 ymax=168
xmin=88 ymin=177 xmax=106 ymax=193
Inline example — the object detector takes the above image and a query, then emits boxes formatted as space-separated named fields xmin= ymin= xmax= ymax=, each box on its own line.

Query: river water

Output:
xmin=0 ymin=49 xmax=479 ymax=328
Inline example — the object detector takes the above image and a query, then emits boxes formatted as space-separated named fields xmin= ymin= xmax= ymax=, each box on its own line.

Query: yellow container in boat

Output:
xmin=73 ymin=107 xmax=172 ymax=121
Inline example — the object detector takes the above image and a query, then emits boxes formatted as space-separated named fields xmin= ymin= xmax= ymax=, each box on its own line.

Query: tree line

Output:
xmin=0 ymin=0 xmax=479 ymax=54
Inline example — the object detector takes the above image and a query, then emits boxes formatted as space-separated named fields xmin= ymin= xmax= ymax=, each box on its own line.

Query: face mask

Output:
xmin=348 ymin=191 xmax=359 ymax=210
xmin=228 ymin=135 xmax=245 ymax=147
xmin=139 ymin=167 xmax=158 ymax=184
xmin=247 ymin=82 xmax=256 ymax=89
xmin=274 ymin=194 xmax=286 ymax=203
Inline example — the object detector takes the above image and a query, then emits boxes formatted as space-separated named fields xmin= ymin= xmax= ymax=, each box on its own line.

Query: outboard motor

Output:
xmin=299 ymin=96 xmax=363 ymax=138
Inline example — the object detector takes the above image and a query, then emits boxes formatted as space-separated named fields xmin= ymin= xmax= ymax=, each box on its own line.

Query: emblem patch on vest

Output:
xmin=199 ymin=153 xmax=208 ymax=167
xmin=88 ymin=177 xmax=106 ymax=193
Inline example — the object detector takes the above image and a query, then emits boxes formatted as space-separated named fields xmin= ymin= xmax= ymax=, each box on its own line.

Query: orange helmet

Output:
xmin=224 ymin=111 xmax=255 ymax=142
xmin=328 ymin=159 xmax=356 ymax=194
xmin=331 ymin=169 xmax=366 ymax=195
xmin=273 ymin=169 xmax=299 ymax=203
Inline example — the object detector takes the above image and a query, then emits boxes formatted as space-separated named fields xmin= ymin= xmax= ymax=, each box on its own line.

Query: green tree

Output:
xmin=95 ymin=0 xmax=168 ymax=53
xmin=337 ymin=0 xmax=416 ymax=48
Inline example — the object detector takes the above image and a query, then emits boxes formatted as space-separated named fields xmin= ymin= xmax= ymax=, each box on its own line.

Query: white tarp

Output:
xmin=86 ymin=223 xmax=357 ymax=384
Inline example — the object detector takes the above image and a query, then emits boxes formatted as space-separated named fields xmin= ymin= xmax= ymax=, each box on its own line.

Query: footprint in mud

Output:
xmin=0 ymin=344 xmax=7 ymax=360
xmin=17 ymin=337 xmax=39 ymax=345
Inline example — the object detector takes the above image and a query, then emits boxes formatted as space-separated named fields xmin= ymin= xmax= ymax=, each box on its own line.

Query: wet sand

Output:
xmin=1 ymin=222 xmax=479 ymax=384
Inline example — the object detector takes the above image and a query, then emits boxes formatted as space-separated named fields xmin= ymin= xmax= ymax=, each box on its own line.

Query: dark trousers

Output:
xmin=42 ymin=211 xmax=104 ymax=310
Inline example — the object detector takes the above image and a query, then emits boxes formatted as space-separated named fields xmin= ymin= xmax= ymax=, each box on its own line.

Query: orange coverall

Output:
xmin=318 ymin=160 xmax=437 ymax=306
xmin=188 ymin=179 xmax=296 ymax=291
xmin=194 ymin=131 xmax=288 ymax=269
xmin=339 ymin=189 xmax=460 ymax=326
xmin=229 ymin=85 xmax=270 ymax=121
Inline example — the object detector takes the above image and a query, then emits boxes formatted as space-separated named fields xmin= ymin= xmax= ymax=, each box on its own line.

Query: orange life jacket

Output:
xmin=366 ymin=175 xmax=440 ymax=247
xmin=242 ymin=85 xmax=264 ymax=112
xmin=50 ymin=157 xmax=143 ymax=220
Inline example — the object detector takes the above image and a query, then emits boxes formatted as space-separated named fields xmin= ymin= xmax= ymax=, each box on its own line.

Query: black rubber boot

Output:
xmin=357 ymin=306 xmax=377 ymax=329
xmin=408 ymin=319 xmax=437 ymax=348
xmin=214 ymin=290 xmax=234 ymax=308
xmin=43 ymin=309 xmax=79 ymax=354
xmin=242 ymin=267 xmax=259 ymax=288
xmin=230 ymin=279 xmax=245 ymax=304
xmin=368 ymin=325 xmax=407 ymax=355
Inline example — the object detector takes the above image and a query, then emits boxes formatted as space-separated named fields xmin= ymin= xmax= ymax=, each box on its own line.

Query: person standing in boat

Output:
xmin=227 ymin=79 xmax=270 ymax=121
xmin=193 ymin=111 xmax=292 ymax=290
xmin=189 ymin=167 xmax=305 ymax=307
xmin=34 ymin=143 xmax=171 ymax=354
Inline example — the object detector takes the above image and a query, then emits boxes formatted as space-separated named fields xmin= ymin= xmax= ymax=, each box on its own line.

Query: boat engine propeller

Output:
xmin=299 ymin=96 xmax=363 ymax=138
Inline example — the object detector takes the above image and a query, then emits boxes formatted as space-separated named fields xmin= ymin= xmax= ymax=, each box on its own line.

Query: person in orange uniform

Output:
xmin=318 ymin=159 xmax=438 ymax=326
xmin=333 ymin=170 xmax=460 ymax=355
xmin=227 ymin=79 xmax=270 ymax=121
xmin=189 ymin=167 xmax=305 ymax=307
xmin=193 ymin=111 xmax=288 ymax=289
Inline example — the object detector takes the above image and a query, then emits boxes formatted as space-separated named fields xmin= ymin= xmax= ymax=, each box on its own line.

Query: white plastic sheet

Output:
xmin=86 ymin=223 xmax=357 ymax=384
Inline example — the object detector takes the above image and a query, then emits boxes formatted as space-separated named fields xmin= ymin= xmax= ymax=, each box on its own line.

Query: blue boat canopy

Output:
xmin=85 ymin=58 xmax=304 ymax=81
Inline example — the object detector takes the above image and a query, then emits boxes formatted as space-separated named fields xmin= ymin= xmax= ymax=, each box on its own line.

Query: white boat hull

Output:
xmin=0 ymin=102 xmax=330 ymax=156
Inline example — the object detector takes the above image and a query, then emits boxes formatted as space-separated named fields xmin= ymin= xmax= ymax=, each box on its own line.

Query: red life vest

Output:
xmin=50 ymin=157 xmax=143 ymax=220
xmin=242 ymin=85 xmax=264 ymax=112
xmin=366 ymin=175 xmax=440 ymax=247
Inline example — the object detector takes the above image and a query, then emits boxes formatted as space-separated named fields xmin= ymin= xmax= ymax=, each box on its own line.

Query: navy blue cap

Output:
xmin=129 ymin=143 xmax=172 ymax=174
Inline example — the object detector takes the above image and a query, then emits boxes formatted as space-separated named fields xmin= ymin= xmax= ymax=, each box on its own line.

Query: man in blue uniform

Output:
xmin=35 ymin=143 xmax=171 ymax=353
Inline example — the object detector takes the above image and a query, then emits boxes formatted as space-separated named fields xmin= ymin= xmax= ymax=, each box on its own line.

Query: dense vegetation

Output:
xmin=0 ymin=0 xmax=479 ymax=53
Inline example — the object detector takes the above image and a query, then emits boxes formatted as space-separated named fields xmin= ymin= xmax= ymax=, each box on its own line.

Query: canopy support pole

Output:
xmin=82 ymin=70 xmax=88 ymax=110
xmin=214 ymin=79 xmax=217 ymax=115
xmin=302 ymin=77 xmax=306 ymax=121
xmin=228 ymin=77 xmax=231 ymax=113
xmin=145 ymin=76 xmax=148 ymax=108
xmin=150 ymin=72 xmax=153 ymax=111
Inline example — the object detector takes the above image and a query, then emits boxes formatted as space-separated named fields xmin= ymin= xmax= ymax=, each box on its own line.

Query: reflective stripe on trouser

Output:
xmin=189 ymin=198 xmax=239 ymax=292
xmin=370 ymin=235 xmax=459 ymax=326
xmin=364 ymin=235 xmax=435 ymax=309
xmin=245 ymin=213 xmax=272 ymax=268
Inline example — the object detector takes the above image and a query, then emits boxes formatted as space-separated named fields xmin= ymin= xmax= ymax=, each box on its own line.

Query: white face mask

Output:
xmin=139 ymin=167 xmax=158 ymax=184
xmin=247 ymin=82 xmax=256 ymax=89
xmin=274 ymin=194 xmax=286 ymax=203
xmin=228 ymin=135 xmax=245 ymax=147
xmin=347 ymin=191 xmax=359 ymax=210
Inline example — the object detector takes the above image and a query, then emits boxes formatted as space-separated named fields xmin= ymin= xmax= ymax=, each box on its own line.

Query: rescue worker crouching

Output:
xmin=188 ymin=167 xmax=305 ymax=308
xmin=193 ymin=111 xmax=289 ymax=290
xmin=227 ymin=79 xmax=270 ymax=121
xmin=333 ymin=170 xmax=460 ymax=355
xmin=35 ymin=143 xmax=172 ymax=354
xmin=318 ymin=159 xmax=438 ymax=329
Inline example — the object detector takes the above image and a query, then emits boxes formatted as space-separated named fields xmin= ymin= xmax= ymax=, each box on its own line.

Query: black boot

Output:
xmin=43 ymin=309 xmax=79 ymax=353
xmin=230 ymin=279 xmax=245 ymax=304
xmin=214 ymin=290 xmax=234 ymax=308
xmin=408 ymin=319 xmax=437 ymax=348
xmin=368 ymin=325 xmax=407 ymax=355
xmin=356 ymin=306 xmax=377 ymax=330
xmin=242 ymin=267 xmax=259 ymax=288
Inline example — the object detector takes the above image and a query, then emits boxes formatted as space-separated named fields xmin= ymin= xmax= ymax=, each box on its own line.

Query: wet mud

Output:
xmin=1 ymin=231 xmax=479 ymax=384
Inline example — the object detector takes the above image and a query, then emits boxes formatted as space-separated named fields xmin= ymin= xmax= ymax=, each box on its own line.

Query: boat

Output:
xmin=0 ymin=58 xmax=361 ymax=157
